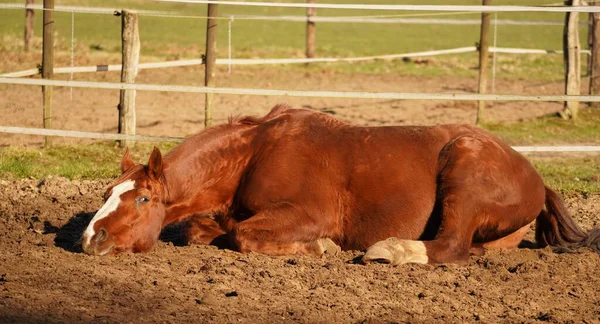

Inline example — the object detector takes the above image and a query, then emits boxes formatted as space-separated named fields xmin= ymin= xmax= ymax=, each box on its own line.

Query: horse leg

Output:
xmin=183 ymin=216 xmax=227 ymax=246
xmin=481 ymin=221 xmax=533 ymax=249
xmin=363 ymin=135 xmax=543 ymax=265
xmin=230 ymin=203 xmax=341 ymax=256
xmin=362 ymin=196 xmax=478 ymax=265
xmin=470 ymin=221 xmax=533 ymax=256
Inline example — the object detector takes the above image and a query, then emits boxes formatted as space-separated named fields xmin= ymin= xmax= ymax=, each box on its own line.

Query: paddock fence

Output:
xmin=1 ymin=46 xmax=594 ymax=79
xmin=1 ymin=1 xmax=599 ymax=153
xmin=0 ymin=2 xmax=595 ymax=79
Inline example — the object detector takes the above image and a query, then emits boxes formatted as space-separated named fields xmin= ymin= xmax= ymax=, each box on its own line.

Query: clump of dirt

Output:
xmin=1 ymin=178 xmax=599 ymax=323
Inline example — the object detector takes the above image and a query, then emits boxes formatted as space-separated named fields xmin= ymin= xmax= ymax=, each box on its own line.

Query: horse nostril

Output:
xmin=95 ymin=228 xmax=108 ymax=243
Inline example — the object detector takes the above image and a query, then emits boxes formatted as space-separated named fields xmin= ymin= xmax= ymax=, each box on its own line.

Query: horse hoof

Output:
xmin=315 ymin=238 xmax=341 ymax=256
xmin=362 ymin=242 xmax=394 ymax=264
xmin=362 ymin=237 xmax=428 ymax=265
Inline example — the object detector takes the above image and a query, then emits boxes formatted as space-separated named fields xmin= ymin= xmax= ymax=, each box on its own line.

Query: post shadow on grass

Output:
xmin=53 ymin=211 xmax=230 ymax=252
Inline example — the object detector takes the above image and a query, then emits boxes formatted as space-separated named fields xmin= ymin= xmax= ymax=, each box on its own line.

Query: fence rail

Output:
xmin=0 ymin=3 xmax=162 ymax=15
xmin=3 ymin=77 xmax=600 ymax=102
xmin=235 ymin=15 xmax=572 ymax=26
xmin=1 ymin=126 xmax=599 ymax=153
xmin=8 ymin=2 xmax=600 ymax=14
xmin=0 ymin=46 xmax=592 ymax=78
xmin=2 ymin=3 xmax=589 ymax=26
xmin=0 ymin=126 xmax=183 ymax=142
xmin=156 ymin=1 xmax=600 ymax=13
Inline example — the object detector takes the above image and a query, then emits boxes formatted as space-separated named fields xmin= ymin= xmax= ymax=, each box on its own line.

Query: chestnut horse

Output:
xmin=82 ymin=105 xmax=599 ymax=264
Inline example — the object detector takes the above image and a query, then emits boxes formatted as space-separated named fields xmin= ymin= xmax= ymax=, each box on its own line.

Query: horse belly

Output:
xmin=340 ymin=191 xmax=437 ymax=251
xmin=339 ymin=146 xmax=439 ymax=250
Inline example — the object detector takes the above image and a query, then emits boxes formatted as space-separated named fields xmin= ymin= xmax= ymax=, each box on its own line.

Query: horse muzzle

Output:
xmin=81 ymin=228 xmax=116 ymax=256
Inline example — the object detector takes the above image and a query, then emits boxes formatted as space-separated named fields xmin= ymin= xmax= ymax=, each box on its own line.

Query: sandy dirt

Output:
xmin=2 ymin=61 xmax=600 ymax=323
xmin=0 ymin=177 xmax=599 ymax=323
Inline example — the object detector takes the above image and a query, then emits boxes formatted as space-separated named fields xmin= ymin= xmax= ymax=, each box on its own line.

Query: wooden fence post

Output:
xmin=587 ymin=9 xmax=593 ymax=79
xmin=42 ymin=0 xmax=54 ymax=147
xmin=306 ymin=0 xmax=316 ymax=61
xmin=117 ymin=10 xmax=140 ymax=148
xmin=204 ymin=3 xmax=218 ymax=128
xmin=476 ymin=0 xmax=491 ymax=125
xmin=590 ymin=2 xmax=600 ymax=108
xmin=24 ymin=0 xmax=34 ymax=52
xmin=563 ymin=0 xmax=581 ymax=119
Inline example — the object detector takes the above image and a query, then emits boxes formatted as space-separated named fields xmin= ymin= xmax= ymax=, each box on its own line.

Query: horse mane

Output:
xmin=228 ymin=104 xmax=293 ymax=126
xmin=165 ymin=104 xmax=295 ymax=162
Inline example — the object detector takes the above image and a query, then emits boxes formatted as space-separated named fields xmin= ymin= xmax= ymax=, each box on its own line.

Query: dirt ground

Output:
xmin=0 ymin=177 xmax=599 ymax=323
xmin=2 ymin=66 xmax=600 ymax=323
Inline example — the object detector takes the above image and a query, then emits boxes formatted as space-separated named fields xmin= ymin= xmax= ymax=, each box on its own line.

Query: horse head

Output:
xmin=82 ymin=147 xmax=167 ymax=255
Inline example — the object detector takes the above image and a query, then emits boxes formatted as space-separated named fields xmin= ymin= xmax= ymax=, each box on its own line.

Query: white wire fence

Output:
xmin=2 ymin=124 xmax=597 ymax=153
xmin=155 ymin=1 xmax=600 ymax=13
xmin=5 ymin=77 xmax=600 ymax=102
xmin=0 ymin=3 xmax=590 ymax=25
xmin=1 ymin=1 xmax=599 ymax=152
xmin=1 ymin=46 xmax=593 ymax=78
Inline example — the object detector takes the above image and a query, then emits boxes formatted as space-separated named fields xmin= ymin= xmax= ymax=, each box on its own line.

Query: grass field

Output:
xmin=485 ymin=108 xmax=600 ymax=145
xmin=0 ymin=0 xmax=589 ymax=80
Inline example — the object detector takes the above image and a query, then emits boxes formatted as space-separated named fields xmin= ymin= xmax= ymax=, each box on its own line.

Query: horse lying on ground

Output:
xmin=82 ymin=105 xmax=600 ymax=264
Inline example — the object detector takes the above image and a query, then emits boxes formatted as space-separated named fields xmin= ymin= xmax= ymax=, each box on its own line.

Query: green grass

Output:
xmin=483 ymin=108 xmax=600 ymax=145
xmin=484 ymin=109 xmax=600 ymax=194
xmin=532 ymin=157 xmax=600 ymax=194
xmin=0 ymin=142 xmax=176 ymax=180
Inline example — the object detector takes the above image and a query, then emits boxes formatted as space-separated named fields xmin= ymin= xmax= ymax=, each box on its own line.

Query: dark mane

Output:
xmin=228 ymin=104 xmax=293 ymax=126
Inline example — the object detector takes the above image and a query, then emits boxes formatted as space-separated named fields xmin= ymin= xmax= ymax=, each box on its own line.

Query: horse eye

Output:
xmin=136 ymin=196 xmax=150 ymax=204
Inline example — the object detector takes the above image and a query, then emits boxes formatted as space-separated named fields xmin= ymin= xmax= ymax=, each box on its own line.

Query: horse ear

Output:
xmin=121 ymin=147 xmax=136 ymax=173
xmin=147 ymin=147 xmax=163 ymax=181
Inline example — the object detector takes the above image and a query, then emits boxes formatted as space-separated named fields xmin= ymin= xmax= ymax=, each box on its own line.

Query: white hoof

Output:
xmin=363 ymin=238 xmax=428 ymax=265
xmin=315 ymin=238 xmax=341 ymax=256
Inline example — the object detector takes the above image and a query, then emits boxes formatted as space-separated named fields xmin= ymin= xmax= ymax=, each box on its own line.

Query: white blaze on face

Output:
xmin=83 ymin=180 xmax=135 ymax=246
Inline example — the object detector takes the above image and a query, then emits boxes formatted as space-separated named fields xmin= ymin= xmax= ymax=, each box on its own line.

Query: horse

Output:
xmin=81 ymin=104 xmax=600 ymax=264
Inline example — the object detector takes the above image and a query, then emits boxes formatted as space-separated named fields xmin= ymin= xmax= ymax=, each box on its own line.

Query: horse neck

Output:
xmin=161 ymin=124 xmax=256 ymax=225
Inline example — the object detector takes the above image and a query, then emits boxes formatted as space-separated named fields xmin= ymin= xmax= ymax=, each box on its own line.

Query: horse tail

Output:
xmin=535 ymin=185 xmax=600 ymax=253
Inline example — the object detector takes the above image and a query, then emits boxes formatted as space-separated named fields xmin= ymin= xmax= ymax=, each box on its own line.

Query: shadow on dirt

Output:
xmin=159 ymin=223 xmax=231 ymax=249
xmin=53 ymin=212 xmax=197 ymax=252
xmin=159 ymin=223 xmax=187 ymax=247
xmin=54 ymin=211 xmax=94 ymax=253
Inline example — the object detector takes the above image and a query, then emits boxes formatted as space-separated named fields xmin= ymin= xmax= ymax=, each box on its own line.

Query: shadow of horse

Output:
xmin=158 ymin=222 xmax=187 ymax=247
xmin=54 ymin=210 xmax=543 ymax=256
xmin=54 ymin=211 xmax=94 ymax=253
xmin=54 ymin=211 xmax=204 ymax=253
xmin=160 ymin=222 xmax=231 ymax=250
